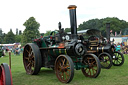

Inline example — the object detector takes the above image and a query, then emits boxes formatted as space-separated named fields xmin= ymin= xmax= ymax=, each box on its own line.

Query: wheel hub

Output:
xmin=88 ymin=63 xmax=93 ymax=68
xmin=60 ymin=66 xmax=68 ymax=72
xmin=103 ymin=59 xmax=107 ymax=62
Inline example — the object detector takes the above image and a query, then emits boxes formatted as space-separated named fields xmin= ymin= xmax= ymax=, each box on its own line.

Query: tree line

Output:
xmin=0 ymin=17 xmax=40 ymax=46
xmin=65 ymin=17 xmax=128 ymax=36
xmin=0 ymin=17 xmax=128 ymax=45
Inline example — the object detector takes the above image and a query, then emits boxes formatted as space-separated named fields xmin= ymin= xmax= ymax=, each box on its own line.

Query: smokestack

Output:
xmin=68 ymin=5 xmax=77 ymax=39
xmin=106 ymin=23 xmax=110 ymax=44
xmin=58 ymin=22 xmax=61 ymax=30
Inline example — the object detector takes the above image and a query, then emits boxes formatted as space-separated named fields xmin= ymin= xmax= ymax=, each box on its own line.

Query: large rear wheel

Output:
xmin=55 ymin=55 xmax=74 ymax=83
xmin=81 ymin=54 xmax=101 ymax=78
xmin=112 ymin=51 xmax=124 ymax=66
xmin=23 ymin=43 xmax=42 ymax=75
xmin=0 ymin=63 xmax=13 ymax=85
xmin=98 ymin=52 xmax=112 ymax=69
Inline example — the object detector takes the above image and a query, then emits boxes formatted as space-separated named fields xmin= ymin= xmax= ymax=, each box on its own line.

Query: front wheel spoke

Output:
xmin=105 ymin=61 xmax=110 ymax=64
xmin=92 ymin=67 xmax=97 ymax=72
xmin=61 ymin=72 xmax=64 ymax=79
xmin=92 ymin=68 xmax=95 ymax=75
xmin=87 ymin=59 xmax=90 ymax=64
xmin=92 ymin=63 xmax=97 ymax=67
xmin=105 ymin=58 xmax=110 ymax=61
xmin=87 ymin=69 xmax=90 ymax=74
xmin=102 ymin=56 xmax=105 ymax=58
xmin=63 ymin=59 xmax=66 ymax=65
xmin=61 ymin=58 xmax=64 ymax=63
xmin=65 ymin=71 xmax=70 ymax=79
xmin=116 ymin=60 xmax=119 ymax=64
xmin=118 ymin=59 xmax=122 ymax=61
xmin=65 ymin=72 xmax=68 ymax=80
xmin=25 ymin=49 xmax=30 ymax=54
xmin=115 ymin=53 xmax=117 ymax=56
xmin=118 ymin=57 xmax=122 ymax=59
xmin=67 ymin=69 xmax=70 ymax=72
xmin=59 ymin=62 xmax=62 ymax=67
xmin=117 ymin=60 xmax=121 ymax=63
xmin=84 ymin=67 xmax=88 ymax=71
xmin=26 ymin=63 xmax=31 ymax=68
xmin=32 ymin=61 xmax=35 ymax=67
xmin=114 ymin=60 xmax=116 ymax=63
xmin=64 ymin=65 xmax=70 ymax=68
xmin=31 ymin=55 xmax=34 ymax=59
xmin=89 ymin=69 xmax=91 ymax=75
xmin=91 ymin=60 xmax=96 ymax=64
xmin=83 ymin=60 xmax=88 ymax=65
xmin=29 ymin=47 xmax=32 ymax=52
xmin=24 ymin=57 xmax=29 ymax=60
xmin=100 ymin=56 xmax=104 ymax=60
xmin=102 ymin=62 xmax=108 ymax=66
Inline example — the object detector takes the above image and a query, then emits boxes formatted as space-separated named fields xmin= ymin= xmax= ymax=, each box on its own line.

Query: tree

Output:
xmin=65 ymin=28 xmax=70 ymax=32
xmin=15 ymin=35 xmax=22 ymax=43
xmin=78 ymin=17 xmax=128 ymax=37
xmin=4 ymin=29 xmax=15 ymax=44
xmin=0 ymin=28 xmax=4 ymax=43
xmin=22 ymin=17 xmax=40 ymax=44
xmin=19 ymin=30 xmax=22 ymax=35
xmin=0 ymin=28 xmax=2 ymax=36
xmin=16 ymin=28 xmax=18 ymax=35
xmin=78 ymin=19 xmax=102 ymax=31
xmin=43 ymin=30 xmax=51 ymax=37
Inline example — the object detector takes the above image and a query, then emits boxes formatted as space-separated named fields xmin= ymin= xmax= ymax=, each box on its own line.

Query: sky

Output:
xmin=0 ymin=0 xmax=128 ymax=34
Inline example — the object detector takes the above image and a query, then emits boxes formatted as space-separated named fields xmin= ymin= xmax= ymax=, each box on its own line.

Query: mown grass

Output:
xmin=0 ymin=53 xmax=128 ymax=85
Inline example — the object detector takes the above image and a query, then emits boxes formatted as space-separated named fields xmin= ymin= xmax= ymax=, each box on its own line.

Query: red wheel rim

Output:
xmin=0 ymin=66 xmax=6 ymax=85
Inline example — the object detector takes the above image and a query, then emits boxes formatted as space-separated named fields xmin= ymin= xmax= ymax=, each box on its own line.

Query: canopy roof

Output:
xmin=86 ymin=29 xmax=101 ymax=36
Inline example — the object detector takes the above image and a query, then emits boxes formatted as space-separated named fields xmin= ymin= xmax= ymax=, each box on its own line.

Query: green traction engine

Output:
xmin=23 ymin=5 xmax=101 ymax=83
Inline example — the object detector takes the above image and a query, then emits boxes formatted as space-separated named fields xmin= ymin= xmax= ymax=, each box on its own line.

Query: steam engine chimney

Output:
xmin=68 ymin=5 xmax=77 ymax=39
xmin=106 ymin=23 xmax=110 ymax=44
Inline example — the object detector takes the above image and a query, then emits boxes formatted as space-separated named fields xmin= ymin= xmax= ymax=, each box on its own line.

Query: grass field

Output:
xmin=0 ymin=52 xmax=128 ymax=85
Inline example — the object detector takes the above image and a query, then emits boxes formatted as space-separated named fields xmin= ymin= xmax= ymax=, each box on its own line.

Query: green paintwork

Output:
xmin=47 ymin=48 xmax=87 ymax=70
xmin=33 ymin=33 xmax=87 ymax=70
xmin=48 ymin=48 xmax=67 ymax=57
xmin=71 ymin=57 xmax=88 ymax=70
xmin=50 ymin=31 xmax=58 ymax=36
xmin=41 ymin=37 xmax=48 ymax=47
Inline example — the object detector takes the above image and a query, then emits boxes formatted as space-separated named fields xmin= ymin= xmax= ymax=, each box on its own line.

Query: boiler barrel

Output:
xmin=90 ymin=46 xmax=112 ymax=53
xmin=47 ymin=48 xmax=75 ymax=57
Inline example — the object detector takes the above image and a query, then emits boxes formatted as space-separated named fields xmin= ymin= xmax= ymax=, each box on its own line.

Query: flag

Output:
xmin=115 ymin=32 xmax=117 ymax=36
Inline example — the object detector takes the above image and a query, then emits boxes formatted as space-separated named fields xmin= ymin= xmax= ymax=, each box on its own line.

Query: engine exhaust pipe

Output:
xmin=68 ymin=5 xmax=77 ymax=39
xmin=106 ymin=23 xmax=110 ymax=44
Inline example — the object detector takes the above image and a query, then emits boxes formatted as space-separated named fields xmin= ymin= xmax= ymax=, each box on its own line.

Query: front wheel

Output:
xmin=55 ymin=55 xmax=74 ymax=83
xmin=112 ymin=51 xmax=124 ymax=66
xmin=81 ymin=54 xmax=101 ymax=78
xmin=98 ymin=52 xmax=113 ymax=69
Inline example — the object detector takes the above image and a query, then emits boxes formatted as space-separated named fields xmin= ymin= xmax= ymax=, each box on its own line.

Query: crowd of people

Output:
xmin=113 ymin=42 xmax=128 ymax=54
xmin=2 ymin=45 xmax=23 ymax=56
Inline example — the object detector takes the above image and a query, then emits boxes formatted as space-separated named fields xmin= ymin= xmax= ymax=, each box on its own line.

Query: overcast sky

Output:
xmin=0 ymin=0 xmax=128 ymax=34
